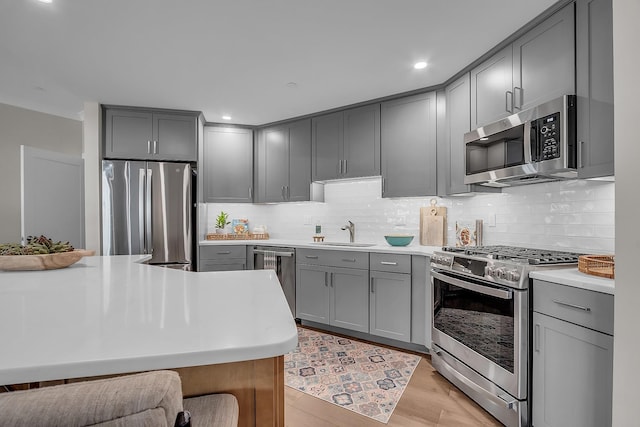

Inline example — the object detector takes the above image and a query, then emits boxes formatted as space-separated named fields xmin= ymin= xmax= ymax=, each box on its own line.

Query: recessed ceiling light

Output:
xmin=222 ymin=115 xmax=232 ymax=121
xmin=38 ymin=0 xmax=53 ymax=3
xmin=414 ymin=61 xmax=428 ymax=70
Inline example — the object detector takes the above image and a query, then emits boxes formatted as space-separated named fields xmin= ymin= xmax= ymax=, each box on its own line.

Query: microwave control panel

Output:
xmin=531 ymin=112 xmax=560 ymax=161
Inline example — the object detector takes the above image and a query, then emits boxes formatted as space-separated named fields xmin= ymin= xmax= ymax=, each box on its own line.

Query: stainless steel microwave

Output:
xmin=464 ymin=95 xmax=577 ymax=187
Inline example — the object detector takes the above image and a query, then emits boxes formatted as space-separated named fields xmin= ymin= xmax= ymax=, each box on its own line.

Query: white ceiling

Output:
xmin=0 ymin=0 xmax=558 ymax=125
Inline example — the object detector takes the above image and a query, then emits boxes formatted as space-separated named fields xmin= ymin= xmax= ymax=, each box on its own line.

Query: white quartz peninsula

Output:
xmin=0 ymin=255 xmax=298 ymax=426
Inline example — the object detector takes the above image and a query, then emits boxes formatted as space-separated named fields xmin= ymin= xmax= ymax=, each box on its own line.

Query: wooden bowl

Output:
xmin=0 ymin=249 xmax=94 ymax=271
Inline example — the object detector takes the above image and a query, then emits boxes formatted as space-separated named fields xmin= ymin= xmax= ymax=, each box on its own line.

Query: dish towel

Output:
xmin=264 ymin=250 xmax=277 ymax=271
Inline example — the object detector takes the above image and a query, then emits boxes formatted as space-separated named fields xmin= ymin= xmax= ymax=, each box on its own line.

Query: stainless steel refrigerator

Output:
xmin=102 ymin=160 xmax=195 ymax=269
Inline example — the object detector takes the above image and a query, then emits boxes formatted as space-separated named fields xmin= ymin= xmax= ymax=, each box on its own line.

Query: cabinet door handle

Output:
xmin=370 ymin=277 xmax=375 ymax=293
xmin=552 ymin=299 xmax=591 ymax=312
xmin=305 ymin=255 xmax=318 ymax=259
xmin=330 ymin=272 xmax=334 ymax=287
xmin=534 ymin=323 xmax=540 ymax=352
xmin=248 ymin=186 xmax=253 ymax=199
xmin=324 ymin=272 xmax=328 ymax=287
xmin=287 ymin=185 xmax=290 ymax=200
xmin=338 ymin=160 xmax=342 ymax=175
xmin=513 ymin=86 xmax=523 ymax=110
xmin=380 ymin=261 xmax=398 ymax=266
xmin=578 ymin=141 xmax=585 ymax=169
xmin=342 ymin=258 xmax=356 ymax=263
xmin=281 ymin=186 xmax=286 ymax=200
xmin=217 ymin=251 xmax=231 ymax=255
xmin=505 ymin=90 xmax=513 ymax=113
xmin=147 ymin=140 xmax=151 ymax=154
xmin=153 ymin=140 xmax=158 ymax=154
xmin=344 ymin=159 xmax=348 ymax=174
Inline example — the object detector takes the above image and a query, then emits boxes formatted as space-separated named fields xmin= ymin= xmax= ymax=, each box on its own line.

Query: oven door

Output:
xmin=431 ymin=269 xmax=528 ymax=400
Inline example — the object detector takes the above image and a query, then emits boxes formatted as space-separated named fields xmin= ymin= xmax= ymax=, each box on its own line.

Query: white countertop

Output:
xmin=199 ymin=238 xmax=441 ymax=257
xmin=0 ymin=255 xmax=298 ymax=385
xmin=530 ymin=268 xmax=615 ymax=295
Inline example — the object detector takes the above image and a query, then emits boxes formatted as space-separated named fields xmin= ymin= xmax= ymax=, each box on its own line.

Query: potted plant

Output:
xmin=215 ymin=211 xmax=230 ymax=234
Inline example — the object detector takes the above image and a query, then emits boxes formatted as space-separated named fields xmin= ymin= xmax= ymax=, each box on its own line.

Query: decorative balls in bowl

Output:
xmin=384 ymin=235 xmax=414 ymax=246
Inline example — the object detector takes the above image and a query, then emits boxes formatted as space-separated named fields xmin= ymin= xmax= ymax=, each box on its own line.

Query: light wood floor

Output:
xmin=285 ymin=342 xmax=503 ymax=426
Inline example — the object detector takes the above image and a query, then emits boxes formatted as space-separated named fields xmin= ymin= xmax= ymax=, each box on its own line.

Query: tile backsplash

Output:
xmin=204 ymin=176 xmax=615 ymax=253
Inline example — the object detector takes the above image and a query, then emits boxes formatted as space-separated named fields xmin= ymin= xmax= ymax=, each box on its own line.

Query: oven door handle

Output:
xmin=431 ymin=270 xmax=513 ymax=300
xmin=253 ymin=249 xmax=295 ymax=257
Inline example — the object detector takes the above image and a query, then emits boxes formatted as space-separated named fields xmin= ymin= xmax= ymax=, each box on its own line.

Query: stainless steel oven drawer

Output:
xmin=370 ymin=253 xmax=411 ymax=273
xmin=533 ymin=279 xmax=614 ymax=335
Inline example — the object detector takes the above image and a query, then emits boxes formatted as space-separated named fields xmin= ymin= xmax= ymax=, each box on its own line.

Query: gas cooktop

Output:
xmin=441 ymin=245 xmax=583 ymax=265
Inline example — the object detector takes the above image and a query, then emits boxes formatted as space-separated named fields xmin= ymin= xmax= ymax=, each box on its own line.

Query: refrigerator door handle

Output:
xmin=145 ymin=167 xmax=153 ymax=255
xmin=138 ymin=166 xmax=146 ymax=254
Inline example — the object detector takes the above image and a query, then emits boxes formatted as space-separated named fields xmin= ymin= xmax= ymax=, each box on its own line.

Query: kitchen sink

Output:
xmin=312 ymin=242 xmax=377 ymax=247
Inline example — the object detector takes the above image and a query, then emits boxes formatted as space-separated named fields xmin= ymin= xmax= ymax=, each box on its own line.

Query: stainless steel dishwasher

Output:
xmin=252 ymin=246 xmax=296 ymax=316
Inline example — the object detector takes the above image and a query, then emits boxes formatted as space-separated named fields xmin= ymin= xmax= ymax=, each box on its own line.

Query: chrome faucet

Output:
xmin=341 ymin=221 xmax=355 ymax=243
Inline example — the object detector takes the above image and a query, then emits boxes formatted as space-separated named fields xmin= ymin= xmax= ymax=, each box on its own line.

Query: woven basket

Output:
xmin=578 ymin=255 xmax=615 ymax=279
xmin=205 ymin=233 xmax=270 ymax=241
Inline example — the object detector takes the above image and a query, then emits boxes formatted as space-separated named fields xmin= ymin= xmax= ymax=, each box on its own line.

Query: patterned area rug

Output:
xmin=284 ymin=327 xmax=421 ymax=423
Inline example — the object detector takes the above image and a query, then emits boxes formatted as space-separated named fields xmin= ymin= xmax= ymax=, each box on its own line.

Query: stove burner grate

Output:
xmin=442 ymin=245 xmax=582 ymax=265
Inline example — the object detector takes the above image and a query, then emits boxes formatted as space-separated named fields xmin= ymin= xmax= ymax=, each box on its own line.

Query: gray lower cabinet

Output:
xmin=103 ymin=107 xmax=198 ymax=161
xmin=296 ymin=249 xmax=369 ymax=333
xmin=471 ymin=3 xmax=574 ymax=128
xmin=410 ymin=255 xmax=429 ymax=347
xmin=312 ymin=104 xmax=380 ymax=181
xmin=532 ymin=279 xmax=614 ymax=427
xmin=369 ymin=253 xmax=412 ymax=341
xmin=198 ymin=245 xmax=247 ymax=271
xmin=256 ymin=119 xmax=311 ymax=202
xmin=381 ymin=92 xmax=437 ymax=198
xmin=203 ymin=126 xmax=253 ymax=203
xmin=576 ymin=0 xmax=614 ymax=178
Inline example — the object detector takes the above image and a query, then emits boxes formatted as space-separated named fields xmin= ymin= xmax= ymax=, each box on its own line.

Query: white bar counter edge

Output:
xmin=0 ymin=255 xmax=298 ymax=385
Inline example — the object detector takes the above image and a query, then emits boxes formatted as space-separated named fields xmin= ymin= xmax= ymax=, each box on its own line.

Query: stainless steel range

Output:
xmin=430 ymin=245 xmax=582 ymax=427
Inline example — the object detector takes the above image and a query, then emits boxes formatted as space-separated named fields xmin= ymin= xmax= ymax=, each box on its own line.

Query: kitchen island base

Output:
xmin=4 ymin=357 xmax=285 ymax=427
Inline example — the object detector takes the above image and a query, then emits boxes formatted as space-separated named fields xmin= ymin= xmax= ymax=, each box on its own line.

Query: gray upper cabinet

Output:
xmin=576 ymin=0 xmax=614 ymax=178
xmin=312 ymin=104 xmax=380 ymax=181
xmin=471 ymin=3 xmax=575 ymax=129
xmin=104 ymin=107 xmax=197 ymax=161
xmin=203 ymin=126 xmax=253 ymax=203
xmin=470 ymin=46 xmax=513 ymax=129
xmin=512 ymin=3 xmax=575 ymax=111
xmin=256 ymin=119 xmax=311 ymax=203
xmin=444 ymin=74 xmax=500 ymax=195
xmin=445 ymin=74 xmax=472 ymax=195
xmin=381 ymin=92 xmax=437 ymax=198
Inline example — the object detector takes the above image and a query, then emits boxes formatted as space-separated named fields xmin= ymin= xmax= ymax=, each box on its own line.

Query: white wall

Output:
xmin=82 ymin=102 xmax=101 ymax=253
xmin=612 ymin=0 xmax=640 ymax=425
xmin=205 ymin=176 xmax=615 ymax=253
xmin=0 ymin=103 xmax=82 ymax=243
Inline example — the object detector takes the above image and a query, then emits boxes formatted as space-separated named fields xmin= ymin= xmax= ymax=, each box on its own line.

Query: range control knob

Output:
xmin=485 ymin=266 xmax=496 ymax=277
xmin=506 ymin=270 xmax=521 ymax=282
xmin=495 ymin=268 xmax=506 ymax=279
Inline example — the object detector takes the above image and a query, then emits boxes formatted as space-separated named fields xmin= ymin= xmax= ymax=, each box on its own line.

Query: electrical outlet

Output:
xmin=486 ymin=213 xmax=496 ymax=227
